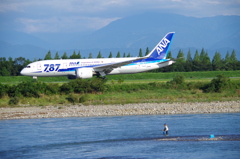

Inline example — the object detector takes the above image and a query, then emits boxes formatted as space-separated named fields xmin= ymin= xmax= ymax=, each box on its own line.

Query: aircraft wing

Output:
xmin=93 ymin=56 xmax=148 ymax=74
xmin=156 ymin=57 xmax=182 ymax=65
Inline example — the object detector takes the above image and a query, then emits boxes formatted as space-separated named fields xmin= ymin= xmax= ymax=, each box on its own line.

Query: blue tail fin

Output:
xmin=146 ymin=32 xmax=175 ymax=59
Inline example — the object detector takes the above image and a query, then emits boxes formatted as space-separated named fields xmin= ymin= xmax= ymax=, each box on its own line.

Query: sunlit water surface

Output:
xmin=0 ymin=113 xmax=240 ymax=159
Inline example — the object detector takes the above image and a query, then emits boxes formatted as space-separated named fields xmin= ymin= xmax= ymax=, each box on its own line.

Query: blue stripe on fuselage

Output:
xmin=58 ymin=64 xmax=102 ymax=72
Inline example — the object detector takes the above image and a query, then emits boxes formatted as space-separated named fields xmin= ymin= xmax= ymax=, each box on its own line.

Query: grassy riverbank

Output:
xmin=0 ymin=84 xmax=239 ymax=107
xmin=0 ymin=71 xmax=240 ymax=107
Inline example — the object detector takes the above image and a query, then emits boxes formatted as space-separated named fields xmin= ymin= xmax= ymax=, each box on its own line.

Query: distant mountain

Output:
xmin=75 ymin=13 xmax=240 ymax=59
xmin=0 ymin=31 xmax=50 ymax=59
xmin=0 ymin=40 xmax=48 ymax=60
xmin=0 ymin=13 xmax=240 ymax=60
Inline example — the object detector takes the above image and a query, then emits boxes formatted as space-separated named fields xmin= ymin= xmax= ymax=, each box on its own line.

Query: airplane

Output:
xmin=20 ymin=32 xmax=176 ymax=79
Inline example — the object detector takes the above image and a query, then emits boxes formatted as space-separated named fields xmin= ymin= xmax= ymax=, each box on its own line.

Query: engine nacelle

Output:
xmin=75 ymin=68 xmax=93 ymax=79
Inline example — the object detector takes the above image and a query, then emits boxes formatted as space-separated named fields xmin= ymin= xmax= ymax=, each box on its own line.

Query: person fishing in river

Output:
xmin=163 ymin=123 xmax=169 ymax=135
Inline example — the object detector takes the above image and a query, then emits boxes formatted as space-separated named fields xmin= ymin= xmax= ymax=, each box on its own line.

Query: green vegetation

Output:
xmin=1 ymin=70 xmax=240 ymax=84
xmin=0 ymin=74 xmax=240 ymax=107
xmin=202 ymin=75 xmax=231 ymax=93
xmin=60 ymin=78 xmax=107 ymax=94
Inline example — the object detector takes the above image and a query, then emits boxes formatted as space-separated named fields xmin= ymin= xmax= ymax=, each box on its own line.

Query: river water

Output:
xmin=0 ymin=113 xmax=240 ymax=159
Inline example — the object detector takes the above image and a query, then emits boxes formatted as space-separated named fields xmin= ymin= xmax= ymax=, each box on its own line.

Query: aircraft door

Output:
xmin=63 ymin=63 xmax=67 ymax=74
xmin=37 ymin=63 xmax=42 ymax=70
xmin=140 ymin=60 xmax=146 ymax=68
xmin=63 ymin=63 xmax=67 ymax=68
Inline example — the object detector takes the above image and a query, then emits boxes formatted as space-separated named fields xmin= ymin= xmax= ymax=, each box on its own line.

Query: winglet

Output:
xmin=146 ymin=32 xmax=175 ymax=59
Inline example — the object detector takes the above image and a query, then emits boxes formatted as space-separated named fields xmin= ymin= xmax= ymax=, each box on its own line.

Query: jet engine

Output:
xmin=75 ymin=68 xmax=93 ymax=79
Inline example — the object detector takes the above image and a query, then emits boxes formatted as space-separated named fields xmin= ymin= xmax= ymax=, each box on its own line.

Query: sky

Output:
xmin=0 ymin=0 xmax=240 ymax=34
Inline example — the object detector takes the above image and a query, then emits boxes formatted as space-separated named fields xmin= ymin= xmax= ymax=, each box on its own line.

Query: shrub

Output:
xmin=202 ymin=75 xmax=230 ymax=93
xmin=66 ymin=94 xmax=78 ymax=104
xmin=172 ymin=74 xmax=185 ymax=85
xmin=111 ymin=79 xmax=115 ymax=84
xmin=230 ymin=80 xmax=240 ymax=89
xmin=0 ymin=83 xmax=9 ymax=98
xmin=11 ymin=81 xmax=60 ymax=98
xmin=60 ymin=83 xmax=73 ymax=94
xmin=118 ymin=78 xmax=124 ymax=84
xmin=16 ymin=81 xmax=41 ymax=98
xmin=89 ymin=78 xmax=107 ymax=93
xmin=166 ymin=74 xmax=186 ymax=89
xmin=70 ymin=78 xmax=90 ymax=93
xmin=45 ymin=83 xmax=59 ymax=95
xmin=8 ymin=97 xmax=19 ymax=105
xmin=79 ymin=94 xmax=90 ymax=103
xmin=61 ymin=78 xmax=107 ymax=94
xmin=7 ymin=85 xmax=21 ymax=97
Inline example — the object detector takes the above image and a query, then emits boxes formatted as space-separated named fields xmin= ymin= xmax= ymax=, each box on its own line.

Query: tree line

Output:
xmin=43 ymin=50 xmax=137 ymax=60
xmin=158 ymin=49 xmax=239 ymax=72
xmin=0 ymin=48 xmax=239 ymax=76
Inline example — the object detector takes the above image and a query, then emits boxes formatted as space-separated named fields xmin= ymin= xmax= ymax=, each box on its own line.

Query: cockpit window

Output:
xmin=26 ymin=66 xmax=31 ymax=68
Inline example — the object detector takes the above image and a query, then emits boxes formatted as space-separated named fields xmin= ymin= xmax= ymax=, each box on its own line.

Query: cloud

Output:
xmin=0 ymin=0 xmax=240 ymax=33
xmin=1 ymin=0 xmax=240 ymax=15
xmin=0 ymin=0 xmax=128 ymax=15
xmin=16 ymin=16 xmax=120 ymax=33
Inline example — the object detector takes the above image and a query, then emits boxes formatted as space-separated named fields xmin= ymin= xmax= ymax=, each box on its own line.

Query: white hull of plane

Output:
xmin=21 ymin=32 xmax=175 ymax=79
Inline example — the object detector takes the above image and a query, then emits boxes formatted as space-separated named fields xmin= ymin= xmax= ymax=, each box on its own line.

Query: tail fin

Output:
xmin=146 ymin=32 xmax=175 ymax=59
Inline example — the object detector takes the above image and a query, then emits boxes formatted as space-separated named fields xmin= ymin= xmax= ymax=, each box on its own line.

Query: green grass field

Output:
xmin=1 ymin=70 xmax=240 ymax=84
xmin=107 ymin=70 xmax=240 ymax=79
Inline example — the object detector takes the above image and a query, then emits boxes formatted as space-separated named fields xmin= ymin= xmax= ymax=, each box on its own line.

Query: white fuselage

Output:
xmin=20 ymin=57 xmax=172 ymax=77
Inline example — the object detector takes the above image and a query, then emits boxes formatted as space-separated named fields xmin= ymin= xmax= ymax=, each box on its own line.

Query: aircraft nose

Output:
xmin=20 ymin=68 xmax=27 ymax=76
